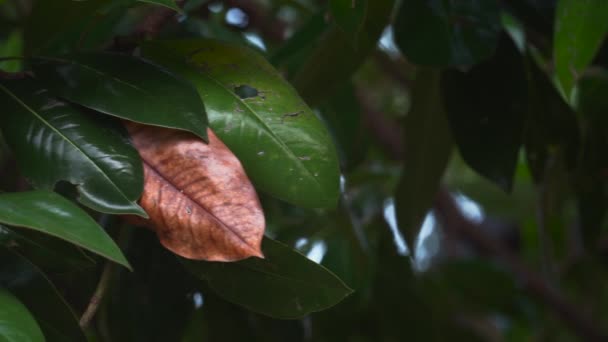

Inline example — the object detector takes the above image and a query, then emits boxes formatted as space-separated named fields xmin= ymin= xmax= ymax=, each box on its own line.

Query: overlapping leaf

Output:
xmin=394 ymin=0 xmax=501 ymax=67
xmin=293 ymin=0 xmax=395 ymax=106
xmin=181 ymin=237 xmax=353 ymax=318
xmin=0 ymin=191 xmax=130 ymax=268
xmin=0 ymin=79 xmax=145 ymax=216
xmin=554 ymin=0 xmax=608 ymax=102
xmin=442 ymin=35 xmax=527 ymax=191
xmin=142 ymin=39 xmax=340 ymax=208
xmin=125 ymin=122 xmax=265 ymax=262
xmin=33 ymin=52 xmax=208 ymax=140
xmin=0 ymin=250 xmax=87 ymax=342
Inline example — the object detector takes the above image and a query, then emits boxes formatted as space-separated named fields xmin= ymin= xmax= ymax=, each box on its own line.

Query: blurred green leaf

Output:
xmin=0 ymin=30 xmax=22 ymax=72
xmin=330 ymin=0 xmax=367 ymax=44
xmin=139 ymin=0 xmax=181 ymax=12
xmin=0 ymin=287 xmax=44 ymax=342
xmin=104 ymin=229 xmax=196 ymax=342
xmin=554 ymin=0 xmax=608 ymax=102
xmin=292 ymin=0 xmax=396 ymax=106
xmin=575 ymin=71 xmax=608 ymax=246
xmin=442 ymin=35 xmax=527 ymax=191
xmin=0 ymin=79 xmax=145 ymax=216
xmin=270 ymin=12 xmax=326 ymax=71
xmin=32 ymin=53 xmax=208 ymax=140
xmin=321 ymin=82 xmax=367 ymax=171
xmin=394 ymin=0 xmax=501 ymax=67
xmin=181 ymin=237 xmax=353 ymax=319
xmin=0 ymin=249 xmax=87 ymax=342
xmin=421 ymin=260 xmax=520 ymax=314
xmin=396 ymin=68 xmax=453 ymax=247
xmin=0 ymin=191 xmax=130 ymax=269
xmin=524 ymin=55 xmax=579 ymax=183
xmin=141 ymin=39 xmax=340 ymax=209
xmin=24 ymin=0 xmax=120 ymax=55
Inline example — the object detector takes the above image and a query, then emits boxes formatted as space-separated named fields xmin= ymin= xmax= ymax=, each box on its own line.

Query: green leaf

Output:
xmin=32 ymin=52 xmax=208 ymax=140
xmin=575 ymin=71 xmax=608 ymax=245
xmin=181 ymin=237 xmax=353 ymax=319
xmin=141 ymin=39 xmax=340 ymax=209
xmin=0 ymin=190 xmax=130 ymax=269
xmin=0 ymin=79 xmax=145 ymax=216
xmin=138 ymin=0 xmax=181 ymax=12
xmin=0 ymin=30 xmax=23 ymax=72
xmin=394 ymin=0 xmax=502 ymax=67
xmin=523 ymin=55 xmax=579 ymax=183
xmin=0 ymin=250 xmax=87 ymax=342
xmin=554 ymin=0 xmax=608 ymax=102
xmin=24 ymin=0 xmax=118 ymax=55
xmin=441 ymin=35 xmax=527 ymax=191
xmin=0 ymin=225 xmax=95 ymax=273
xmin=292 ymin=0 xmax=396 ymax=106
xmin=395 ymin=68 xmax=453 ymax=247
xmin=0 ymin=288 xmax=44 ymax=342
xmin=322 ymin=83 xmax=367 ymax=171
xmin=330 ymin=0 xmax=367 ymax=44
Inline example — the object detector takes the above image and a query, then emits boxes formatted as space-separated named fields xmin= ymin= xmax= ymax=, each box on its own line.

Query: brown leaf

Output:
xmin=125 ymin=122 xmax=265 ymax=262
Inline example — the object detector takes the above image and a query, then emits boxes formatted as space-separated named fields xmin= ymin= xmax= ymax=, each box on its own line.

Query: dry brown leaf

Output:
xmin=124 ymin=121 xmax=265 ymax=262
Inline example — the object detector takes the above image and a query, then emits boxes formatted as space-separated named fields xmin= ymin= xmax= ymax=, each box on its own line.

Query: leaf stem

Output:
xmin=79 ymin=259 xmax=115 ymax=328
xmin=79 ymin=223 xmax=132 ymax=328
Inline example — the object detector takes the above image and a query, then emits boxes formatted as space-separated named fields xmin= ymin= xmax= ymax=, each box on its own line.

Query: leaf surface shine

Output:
xmin=125 ymin=122 xmax=265 ymax=262
xmin=0 ymin=79 xmax=145 ymax=216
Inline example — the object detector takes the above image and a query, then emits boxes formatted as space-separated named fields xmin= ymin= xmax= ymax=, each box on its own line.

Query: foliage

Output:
xmin=0 ymin=0 xmax=608 ymax=340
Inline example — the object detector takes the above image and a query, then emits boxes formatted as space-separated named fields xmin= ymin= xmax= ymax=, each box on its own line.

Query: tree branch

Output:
xmin=434 ymin=188 xmax=608 ymax=342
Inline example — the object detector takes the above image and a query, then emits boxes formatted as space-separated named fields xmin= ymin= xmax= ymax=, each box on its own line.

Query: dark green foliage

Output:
xmin=1 ymin=0 xmax=608 ymax=340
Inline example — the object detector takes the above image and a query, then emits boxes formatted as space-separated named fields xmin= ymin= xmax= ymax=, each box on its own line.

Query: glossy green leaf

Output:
xmin=138 ymin=0 xmax=181 ymax=12
xmin=442 ymin=35 xmax=527 ymax=191
xmin=394 ymin=0 xmax=501 ymax=67
xmin=0 ymin=79 xmax=145 ymax=216
xmin=141 ymin=39 xmax=340 ymax=208
xmin=0 ymin=190 xmax=130 ymax=269
xmin=0 ymin=250 xmax=87 ymax=342
xmin=330 ymin=0 xmax=367 ymax=44
xmin=554 ymin=0 xmax=608 ymax=102
xmin=32 ymin=53 xmax=208 ymax=140
xmin=181 ymin=237 xmax=353 ymax=319
xmin=395 ymin=69 xmax=453 ymax=247
xmin=0 ymin=288 xmax=44 ymax=342
xmin=292 ymin=0 xmax=396 ymax=106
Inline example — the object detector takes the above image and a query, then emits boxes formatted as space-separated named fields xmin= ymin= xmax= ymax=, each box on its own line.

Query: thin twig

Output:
xmin=434 ymin=188 xmax=608 ymax=342
xmin=79 ymin=223 xmax=133 ymax=328
xmin=79 ymin=261 xmax=115 ymax=328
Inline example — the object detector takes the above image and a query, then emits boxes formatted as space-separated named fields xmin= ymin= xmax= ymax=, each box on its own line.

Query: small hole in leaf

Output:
xmin=234 ymin=85 xmax=258 ymax=99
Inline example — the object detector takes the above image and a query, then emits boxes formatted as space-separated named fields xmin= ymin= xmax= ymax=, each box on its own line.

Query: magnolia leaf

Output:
xmin=124 ymin=122 xmax=265 ymax=262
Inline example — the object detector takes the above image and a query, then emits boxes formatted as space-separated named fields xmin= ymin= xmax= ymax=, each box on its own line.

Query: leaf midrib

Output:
xmin=43 ymin=56 xmax=153 ymax=96
xmin=142 ymin=160 xmax=258 ymax=252
xmin=226 ymin=256 xmax=351 ymax=292
xmin=0 ymin=84 xmax=136 ymax=208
